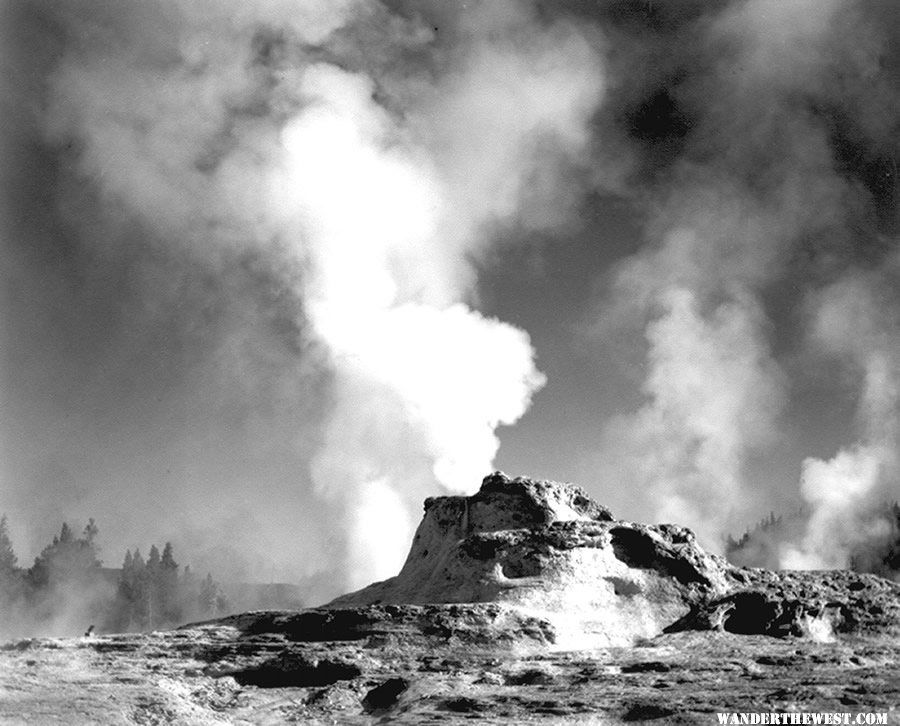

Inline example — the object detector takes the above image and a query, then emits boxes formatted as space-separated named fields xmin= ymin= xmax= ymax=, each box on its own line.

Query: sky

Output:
xmin=1 ymin=0 xmax=899 ymax=600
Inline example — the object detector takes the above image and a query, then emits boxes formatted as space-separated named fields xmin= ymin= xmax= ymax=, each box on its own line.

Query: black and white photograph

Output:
xmin=0 ymin=0 xmax=898 ymax=722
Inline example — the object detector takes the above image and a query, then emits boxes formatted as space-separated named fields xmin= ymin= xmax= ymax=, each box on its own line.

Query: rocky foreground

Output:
xmin=1 ymin=473 xmax=899 ymax=724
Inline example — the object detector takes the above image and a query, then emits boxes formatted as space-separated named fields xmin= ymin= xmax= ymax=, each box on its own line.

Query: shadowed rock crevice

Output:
xmin=362 ymin=677 xmax=409 ymax=713
xmin=608 ymin=526 xmax=710 ymax=586
xmin=228 ymin=655 xmax=362 ymax=688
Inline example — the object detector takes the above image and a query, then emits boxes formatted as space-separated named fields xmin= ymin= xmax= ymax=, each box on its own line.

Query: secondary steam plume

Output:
xmin=782 ymin=274 xmax=900 ymax=569
xmin=595 ymin=0 xmax=900 ymax=554
xmin=4 ymin=1 xmax=602 ymax=591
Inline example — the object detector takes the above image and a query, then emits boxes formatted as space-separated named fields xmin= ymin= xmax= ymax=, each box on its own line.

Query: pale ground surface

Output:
xmin=0 ymin=620 xmax=898 ymax=725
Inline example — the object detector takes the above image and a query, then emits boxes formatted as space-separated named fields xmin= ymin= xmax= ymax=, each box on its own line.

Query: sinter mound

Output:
xmin=328 ymin=472 xmax=900 ymax=646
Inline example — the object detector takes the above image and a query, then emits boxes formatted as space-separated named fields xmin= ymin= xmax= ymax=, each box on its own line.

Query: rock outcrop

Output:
xmin=668 ymin=569 xmax=900 ymax=639
xmin=328 ymin=472 xmax=734 ymax=647
xmin=329 ymin=471 xmax=900 ymax=646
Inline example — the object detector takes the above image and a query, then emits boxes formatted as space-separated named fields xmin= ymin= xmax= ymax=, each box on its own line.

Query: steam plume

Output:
xmin=782 ymin=274 xmax=900 ymax=568
xmin=5 ymin=0 xmax=900 ymax=597
xmin=595 ymin=0 xmax=900 ymax=554
xmin=2 ymin=1 xmax=602 ymax=592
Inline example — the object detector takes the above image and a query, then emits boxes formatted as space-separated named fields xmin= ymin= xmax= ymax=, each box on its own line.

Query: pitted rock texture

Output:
xmin=3 ymin=617 xmax=899 ymax=724
xmin=328 ymin=472 xmax=733 ymax=647
xmin=328 ymin=472 xmax=900 ymax=646
xmin=668 ymin=569 xmax=900 ymax=639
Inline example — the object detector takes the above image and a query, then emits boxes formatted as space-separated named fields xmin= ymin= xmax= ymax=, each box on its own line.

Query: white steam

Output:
xmin=272 ymin=36 xmax=594 ymax=585
xmin=35 ymin=1 xmax=603 ymax=589
xmin=600 ymin=283 xmax=782 ymax=546
xmin=781 ymin=277 xmax=900 ymax=569
xmin=595 ymin=0 xmax=890 ymax=554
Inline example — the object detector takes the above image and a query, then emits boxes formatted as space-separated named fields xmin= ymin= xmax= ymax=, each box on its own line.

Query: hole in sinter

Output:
xmin=500 ymin=554 xmax=542 ymax=578
xmin=230 ymin=657 xmax=361 ymax=688
xmin=607 ymin=576 xmax=642 ymax=596
xmin=362 ymin=677 xmax=409 ymax=713
xmin=720 ymin=593 xmax=780 ymax=635
xmin=609 ymin=527 xmax=704 ymax=586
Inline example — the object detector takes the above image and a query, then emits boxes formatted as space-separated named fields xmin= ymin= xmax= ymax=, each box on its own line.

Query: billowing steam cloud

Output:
xmin=273 ymin=60 xmax=556 ymax=580
xmin=1 ymin=0 xmax=601 ymax=592
xmin=594 ymin=0 xmax=900 ymax=557
xmin=782 ymin=273 xmax=900 ymax=568
xmin=4 ymin=0 xmax=900 ymax=609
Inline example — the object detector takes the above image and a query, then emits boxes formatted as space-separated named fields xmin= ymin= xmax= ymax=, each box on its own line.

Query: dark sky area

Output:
xmin=1 ymin=0 xmax=899 ymax=599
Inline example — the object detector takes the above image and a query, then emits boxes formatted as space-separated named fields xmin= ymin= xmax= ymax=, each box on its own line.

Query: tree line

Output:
xmin=725 ymin=501 xmax=900 ymax=574
xmin=0 ymin=514 xmax=229 ymax=636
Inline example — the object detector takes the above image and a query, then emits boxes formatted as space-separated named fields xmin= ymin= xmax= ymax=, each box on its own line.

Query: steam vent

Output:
xmin=328 ymin=472 xmax=900 ymax=646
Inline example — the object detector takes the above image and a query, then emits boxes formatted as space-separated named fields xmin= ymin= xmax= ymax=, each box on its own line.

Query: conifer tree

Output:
xmin=147 ymin=544 xmax=161 ymax=574
xmin=30 ymin=520 xmax=100 ymax=590
xmin=112 ymin=549 xmax=139 ymax=631
xmin=129 ymin=549 xmax=147 ymax=629
xmin=144 ymin=544 xmax=163 ymax=629
xmin=199 ymin=573 xmax=218 ymax=615
xmin=161 ymin=542 xmax=177 ymax=571
xmin=0 ymin=515 xmax=17 ymax=572
xmin=0 ymin=514 xmax=22 ymax=604
xmin=27 ymin=520 xmax=104 ymax=630
xmin=159 ymin=542 xmax=181 ymax=624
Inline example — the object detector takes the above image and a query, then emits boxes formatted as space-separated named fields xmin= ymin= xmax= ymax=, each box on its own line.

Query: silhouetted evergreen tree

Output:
xmin=26 ymin=520 xmax=106 ymax=631
xmin=199 ymin=573 xmax=217 ymax=615
xmin=29 ymin=521 xmax=102 ymax=590
xmin=0 ymin=515 xmax=17 ymax=572
xmin=198 ymin=573 xmax=228 ymax=617
xmin=107 ymin=549 xmax=141 ymax=632
xmin=147 ymin=544 xmax=161 ymax=572
xmin=159 ymin=542 xmax=180 ymax=624
xmin=0 ymin=514 xmax=24 ymax=606
xmin=130 ymin=548 xmax=147 ymax=628
xmin=146 ymin=545 xmax=161 ymax=628
xmin=2 ymin=517 xmax=232 ymax=636
xmin=106 ymin=541 xmax=211 ymax=631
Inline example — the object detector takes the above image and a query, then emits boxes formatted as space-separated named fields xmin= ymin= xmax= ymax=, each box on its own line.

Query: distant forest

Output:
xmin=726 ymin=501 xmax=900 ymax=575
xmin=0 ymin=515 xmax=230 ymax=637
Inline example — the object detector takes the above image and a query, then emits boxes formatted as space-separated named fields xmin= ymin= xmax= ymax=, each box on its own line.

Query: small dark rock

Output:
xmin=362 ymin=677 xmax=409 ymax=712
xmin=622 ymin=702 xmax=676 ymax=721
xmin=622 ymin=661 xmax=673 ymax=674
xmin=504 ymin=668 xmax=556 ymax=685
xmin=441 ymin=696 xmax=489 ymax=713
xmin=229 ymin=655 xmax=361 ymax=688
